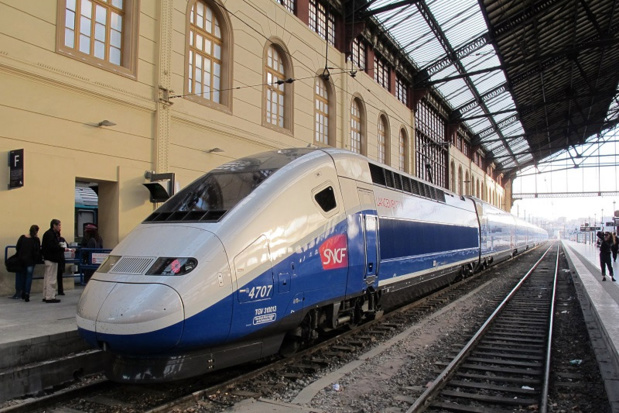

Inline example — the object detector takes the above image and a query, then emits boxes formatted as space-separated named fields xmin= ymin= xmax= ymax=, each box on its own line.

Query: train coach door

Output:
xmin=363 ymin=214 xmax=379 ymax=287
xmin=357 ymin=188 xmax=379 ymax=289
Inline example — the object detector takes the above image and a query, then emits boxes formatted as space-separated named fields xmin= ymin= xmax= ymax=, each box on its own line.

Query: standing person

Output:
xmin=56 ymin=234 xmax=67 ymax=296
xmin=15 ymin=225 xmax=41 ymax=302
xmin=612 ymin=232 xmax=618 ymax=263
xmin=81 ymin=224 xmax=103 ymax=283
xmin=597 ymin=231 xmax=615 ymax=282
xmin=41 ymin=219 xmax=66 ymax=303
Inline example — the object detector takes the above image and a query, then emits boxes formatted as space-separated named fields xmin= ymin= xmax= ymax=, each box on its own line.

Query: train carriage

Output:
xmin=76 ymin=148 xmax=547 ymax=382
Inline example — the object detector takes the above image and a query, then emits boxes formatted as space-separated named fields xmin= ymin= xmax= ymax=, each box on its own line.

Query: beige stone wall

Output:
xmin=0 ymin=0 xmax=505 ymax=295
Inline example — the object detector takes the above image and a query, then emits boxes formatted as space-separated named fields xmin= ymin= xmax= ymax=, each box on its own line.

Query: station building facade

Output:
xmin=0 ymin=0 xmax=507 ymax=294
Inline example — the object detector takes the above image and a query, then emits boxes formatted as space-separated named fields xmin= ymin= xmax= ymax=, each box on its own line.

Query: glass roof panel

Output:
xmin=430 ymin=1 xmax=485 ymax=46
xmin=367 ymin=0 xmax=540 ymax=174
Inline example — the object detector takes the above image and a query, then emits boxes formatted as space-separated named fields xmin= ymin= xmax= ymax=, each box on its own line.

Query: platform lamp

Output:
xmin=143 ymin=171 xmax=175 ymax=203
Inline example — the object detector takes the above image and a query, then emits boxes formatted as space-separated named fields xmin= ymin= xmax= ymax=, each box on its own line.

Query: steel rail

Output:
xmin=540 ymin=243 xmax=560 ymax=413
xmin=406 ymin=243 xmax=555 ymax=412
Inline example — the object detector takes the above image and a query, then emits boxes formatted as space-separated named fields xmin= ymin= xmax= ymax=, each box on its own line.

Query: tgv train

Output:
xmin=76 ymin=148 xmax=547 ymax=382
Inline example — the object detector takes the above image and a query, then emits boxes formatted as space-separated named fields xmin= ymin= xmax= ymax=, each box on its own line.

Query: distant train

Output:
xmin=75 ymin=184 xmax=98 ymax=242
xmin=76 ymin=148 xmax=548 ymax=382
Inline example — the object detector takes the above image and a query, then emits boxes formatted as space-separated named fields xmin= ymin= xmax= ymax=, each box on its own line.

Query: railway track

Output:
xmin=407 ymin=244 xmax=559 ymax=413
xmin=0 ymin=246 xmax=547 ymax=413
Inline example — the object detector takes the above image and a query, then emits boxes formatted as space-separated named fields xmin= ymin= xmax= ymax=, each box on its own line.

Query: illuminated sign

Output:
xmin=8 ymin=149 xmax=24 ymax=189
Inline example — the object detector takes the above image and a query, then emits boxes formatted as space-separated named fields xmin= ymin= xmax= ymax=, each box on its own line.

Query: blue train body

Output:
xmin=76 ymin=148 xmax=547 ymax=382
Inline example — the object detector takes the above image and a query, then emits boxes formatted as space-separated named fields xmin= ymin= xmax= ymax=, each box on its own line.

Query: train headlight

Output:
xmin=97 ymin=255 xmax=121 ymax=273
xmin=146 ymin=257 xmax=198 ymax=276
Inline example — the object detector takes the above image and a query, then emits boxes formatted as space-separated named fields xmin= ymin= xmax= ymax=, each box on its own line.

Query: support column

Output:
xmin=155 ymin=0 xmax=174 ymax=174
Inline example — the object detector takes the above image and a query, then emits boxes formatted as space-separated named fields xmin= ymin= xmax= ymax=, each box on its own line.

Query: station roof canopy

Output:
xmin=364 ymin=0 xmax=619 ymax=179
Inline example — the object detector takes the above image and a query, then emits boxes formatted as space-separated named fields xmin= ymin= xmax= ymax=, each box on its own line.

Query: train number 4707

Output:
xmin=246 ymin=285 xmax=273 ymax=300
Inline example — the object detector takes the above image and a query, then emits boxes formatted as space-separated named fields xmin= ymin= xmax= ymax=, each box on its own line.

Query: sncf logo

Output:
xmin=319 ymin=234 xmax=348 ymax=270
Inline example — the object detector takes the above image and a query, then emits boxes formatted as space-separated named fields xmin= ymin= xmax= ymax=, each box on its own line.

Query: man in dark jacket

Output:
xmin=41 ymin=219 xmax=65 ymax=303
xmin=597 ymin=231 xmax=615 ymax=282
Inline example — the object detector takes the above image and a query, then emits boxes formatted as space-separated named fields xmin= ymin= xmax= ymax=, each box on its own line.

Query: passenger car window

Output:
xmin=314 ymin=186 xmax=336 ymax=212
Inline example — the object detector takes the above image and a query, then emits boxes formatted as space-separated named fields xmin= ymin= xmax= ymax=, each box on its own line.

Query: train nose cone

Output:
xmin=78 ymin=282 xmax=184 ymax=354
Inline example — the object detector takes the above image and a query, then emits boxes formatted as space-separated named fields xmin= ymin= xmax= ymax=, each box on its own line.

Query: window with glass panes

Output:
xmin=188 ymin=1 xmax=222 ymax=103
xmin=374 ymin=56 xmax=389 ymax=91
xmin=63 ymin=0 xmax=124 ymax=66
xmin=351 ymin=37 xmax=366 ymax=70
xmin=399 ymin=129 xmax=408 ymax=172
xmin=465 ymin=171 xmax=470 ymax=195
xmin=396 ymin=76 xmax=407 ymax=105
xmin=378 ymin=117 xmax=387 ymax=164
xmin=351 ymin=99 xmax=362 ymax=154
xmin=415 ymin=100 xmax=447 ymax=188
xmin=266 ymin=46 xmax=286 ymax=128
xmin=473 ymin=152 xmax=483 ymax=168
xmin=450 ymin=162 xmax=456 ymax=192
xmin=315 ymin=78 xmax=329 ymax=144
xmin=278 ymin=0 xmax=295 ymax=13
xmin=309 ymin=0 xmax=335 ymax=46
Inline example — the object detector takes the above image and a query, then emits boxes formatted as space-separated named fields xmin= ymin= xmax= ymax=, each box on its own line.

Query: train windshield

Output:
xmin=144 ymin=148 xmax=316 ymax=223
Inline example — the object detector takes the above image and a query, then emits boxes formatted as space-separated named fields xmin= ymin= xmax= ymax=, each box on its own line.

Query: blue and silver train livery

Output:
xmin=76 ymin=148 xmax=548 ymax=382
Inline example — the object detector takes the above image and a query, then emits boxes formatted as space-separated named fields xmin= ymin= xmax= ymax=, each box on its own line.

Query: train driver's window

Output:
xmin=314 ymin=186 xmax=337 ymax=212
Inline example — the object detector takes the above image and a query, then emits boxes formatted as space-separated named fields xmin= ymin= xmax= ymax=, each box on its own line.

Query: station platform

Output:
xmin=1 ymin=241 xmax=619 ymax=411
xmin=0 ymin=284 xmax=84 ymax=348
xmin=0 ymin=283 xmax=95 ymax=403
xmin=561 ymin=239 xmax=619 ymax=411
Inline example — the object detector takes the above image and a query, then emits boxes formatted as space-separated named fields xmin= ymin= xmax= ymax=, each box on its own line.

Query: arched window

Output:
xmin=458 ymin=166 xmax=463 ymax=195
xmin=266 ymin=46 xmax=285 ymax=127
xmin=314 ymin=76 xmax=335 ymax=146
xmin=264 ymin=42 xmax=293 ymax=130
xmin=465 ymin=171 xmax=470 ymax=195
xmin=315 ymin=77 xmax=329 ymax=144
xmin=450 ymin=161 xmax=456 ymax=192
xmin=350 ymin=97 xmax=365 ymax=154
xmin=377 ymin=115 xmax=389 ymax=164
xmin=186 ymin=1 xmax=232 ymax=108
xmin=399 ymin=128 xmax=409 ymax=172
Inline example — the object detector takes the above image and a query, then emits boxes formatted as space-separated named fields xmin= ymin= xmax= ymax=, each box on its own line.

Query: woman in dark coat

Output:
xmin=81 ymin=224 xmax=103 ymax=283
xmin=14 ymin=225 xmax=41 ymax=302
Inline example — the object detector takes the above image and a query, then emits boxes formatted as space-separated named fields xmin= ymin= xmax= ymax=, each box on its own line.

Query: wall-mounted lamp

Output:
xmin=97 ymin=120 xmax=117 ymax=127
xmin=143 ymin=171 xmax=175 ymax=203
xmin=204 ymin=147 xmax=224 ymax=153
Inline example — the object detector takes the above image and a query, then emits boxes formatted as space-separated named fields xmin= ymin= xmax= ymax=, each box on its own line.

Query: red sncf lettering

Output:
xmin=319 ymin=234 xmax=348 ymax=270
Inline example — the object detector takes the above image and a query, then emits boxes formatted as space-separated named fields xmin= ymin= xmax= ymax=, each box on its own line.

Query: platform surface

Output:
xmin=561 ymin=239 xmax=619 ymax=412
xmin=561 ymin=239 xmax=619 ymax=345
xmin=0 ymin=284 xmax=83 ymax=346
